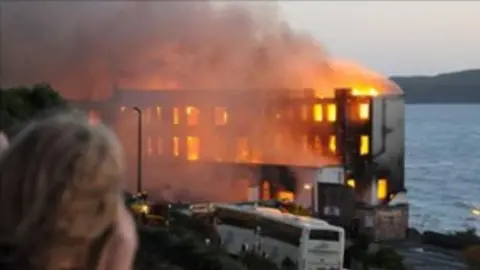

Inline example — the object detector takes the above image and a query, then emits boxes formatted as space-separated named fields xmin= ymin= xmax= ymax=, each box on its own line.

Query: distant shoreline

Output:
xmin=391 ymin=68 xmax=480 ymax=105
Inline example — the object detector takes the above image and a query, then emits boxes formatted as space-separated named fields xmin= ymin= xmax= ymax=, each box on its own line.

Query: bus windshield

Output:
xmin=309 ymin=229 xmax=340 ymax=241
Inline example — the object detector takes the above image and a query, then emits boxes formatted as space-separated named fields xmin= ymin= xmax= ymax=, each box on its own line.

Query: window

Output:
xmin=173 ymin=107 xmax=180 ymax=125
xmin=172 ymin=136 xmax=180 ymax=157
xmin=313 ymin=104 xmax=323 ymax=122
xmin=214 ymin=106 xmax=228 ymax=126
xmin=360 ymin=135 xmax=369 ymax=156
xmin=236 ymin=137 xmax=249 ymax=161
xmin=186 ymin=136 xmax=200 ymax=161
xmin=186 ymin=106 xmax=199 ymax=126
xmin=301 ymin=105 xmax=309 ymax=121
xmin=260 ymin=218 xmax=302 ymax=246
xmin=156 ymin=106 xmax=162 ymax=121
xmin=309 ymin=229 xmax=340 ymax=241
xmin=146 ymin=136 xmax=153 ymax=156
xmin=377 ymin=179 xmax=388 ymax=200
xmin=359 ymin=103 xmax=370 ymax=120
xmin=328 ymin=135 xmax=336 ymax=153
xmin=301 ymin=135 xmax=308 ymax=152
xmin=313 ymin=135 xmax=322 ymax=153
xmin=262 ymin=181 xmax=270 ymax=200
xmin=327 ymin=104 xmax=336 ymax=122
xmin=276 ymin=191 xmax=294 ymax=202
xmin=157 ymin=137 xmax=163 ymax=155
xmin=347 ymin=179 xmax=356 ymax=188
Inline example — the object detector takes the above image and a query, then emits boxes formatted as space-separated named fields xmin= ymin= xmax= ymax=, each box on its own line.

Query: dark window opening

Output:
xmin=309 ymin=229 xmax=340 ymax=241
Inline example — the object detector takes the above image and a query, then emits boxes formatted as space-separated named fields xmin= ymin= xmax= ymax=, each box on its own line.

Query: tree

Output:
xmin=0 ymin=83 xmax=68 ymax=135
xmin=135 ymin=226 xmax=247 ymax=270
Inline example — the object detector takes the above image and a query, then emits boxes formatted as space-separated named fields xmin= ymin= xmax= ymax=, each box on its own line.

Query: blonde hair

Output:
xmin=0 ymin=111 xmax=125 ymax=270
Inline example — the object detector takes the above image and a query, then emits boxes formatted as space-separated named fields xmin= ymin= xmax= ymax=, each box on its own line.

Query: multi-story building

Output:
xmin=75 ymin=85 xmax=407 ymax=241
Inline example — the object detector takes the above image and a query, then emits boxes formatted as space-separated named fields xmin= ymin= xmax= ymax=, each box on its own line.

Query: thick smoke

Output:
xmin=0 ymin=1 xmax=400 ymax=98
xmin=0 ymin=1 xmax=401 ymax=201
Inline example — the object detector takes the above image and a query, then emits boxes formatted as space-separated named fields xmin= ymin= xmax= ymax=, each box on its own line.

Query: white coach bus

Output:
xmin=214 ymin=204 xmax=345 ymax=270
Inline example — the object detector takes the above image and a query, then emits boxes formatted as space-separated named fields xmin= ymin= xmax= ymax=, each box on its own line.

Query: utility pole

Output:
xmin=133 ymin=106 xmax=143 ymax=193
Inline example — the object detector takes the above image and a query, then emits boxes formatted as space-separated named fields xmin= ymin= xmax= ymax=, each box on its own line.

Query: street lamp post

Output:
xmin=132 ymin=106 xmax=143 ymax=194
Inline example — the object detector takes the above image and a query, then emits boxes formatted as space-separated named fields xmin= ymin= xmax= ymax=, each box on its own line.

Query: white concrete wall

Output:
xmin=371 ymin=94 xmax=405 ymax=195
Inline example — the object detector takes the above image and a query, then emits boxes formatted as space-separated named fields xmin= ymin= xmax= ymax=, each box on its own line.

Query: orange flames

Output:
xmin=1 ymin=2 xmax=401 ymax=100
xmin=3 ymin=2 xmax=402 ymax=200
xmin=115 ymin=105 xmax=382 ymax=171
xmin=352 ymin=88 xmax=379 ymax=97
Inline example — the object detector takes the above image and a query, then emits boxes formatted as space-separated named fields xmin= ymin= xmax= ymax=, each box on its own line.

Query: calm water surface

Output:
xmin=407 ymin=104 xmax=480 ymax=232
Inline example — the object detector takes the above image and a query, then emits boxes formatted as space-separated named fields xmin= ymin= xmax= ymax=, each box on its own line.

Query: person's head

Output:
xmin=0 ymin=111 xmax=137 ymax=270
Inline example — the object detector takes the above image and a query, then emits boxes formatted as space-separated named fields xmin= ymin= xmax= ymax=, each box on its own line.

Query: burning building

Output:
xmin=76 ymin=82 xmax=406 ymax=241
xmin=2 ymin=0 xmax=407 ymax=241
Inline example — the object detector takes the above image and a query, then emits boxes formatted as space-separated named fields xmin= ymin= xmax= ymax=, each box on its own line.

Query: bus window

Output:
xmin=309 ymin=229 xmax=340 ymax=241
xmin=259 ymin=218 xmax=301 ymax=247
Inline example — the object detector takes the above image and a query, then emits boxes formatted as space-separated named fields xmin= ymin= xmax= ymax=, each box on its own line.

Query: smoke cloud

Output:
xmin=0 ymin=1 xmax=400 ymax=99
xmin=0 ymin=1 xmax=401 ymax=201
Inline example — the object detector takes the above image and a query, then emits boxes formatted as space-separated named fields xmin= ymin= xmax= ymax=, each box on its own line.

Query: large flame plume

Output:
xmin=0 ymin=1 xmax=401 ymax=99
xmin=0 ymin=1 xmax=402 ymax=202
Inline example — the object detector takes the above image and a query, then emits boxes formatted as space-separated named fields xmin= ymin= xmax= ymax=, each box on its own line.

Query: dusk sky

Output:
xmin=2 ymin=0 xmax=478 ymax=89
xmin=278 ymin=1 xmax=480 ymax=76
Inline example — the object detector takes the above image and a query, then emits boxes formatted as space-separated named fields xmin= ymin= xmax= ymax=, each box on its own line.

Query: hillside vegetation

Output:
xmin=391 ymin=69 xmax=480 ymax=104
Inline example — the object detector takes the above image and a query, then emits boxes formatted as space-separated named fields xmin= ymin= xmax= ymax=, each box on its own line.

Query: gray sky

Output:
xmin=278 ymin=1 xmax=480 ymax=76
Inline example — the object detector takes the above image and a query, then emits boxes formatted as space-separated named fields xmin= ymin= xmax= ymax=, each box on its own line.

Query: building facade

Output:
xmin=74 ymin=86 xmax=407 ymax=239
